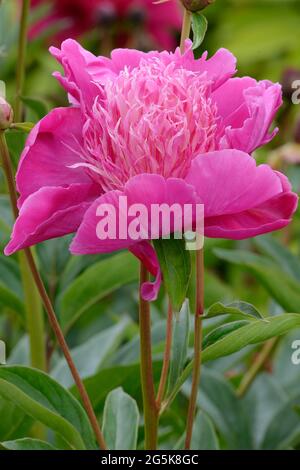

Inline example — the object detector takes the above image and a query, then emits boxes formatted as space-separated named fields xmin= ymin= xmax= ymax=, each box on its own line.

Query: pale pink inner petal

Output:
xmin=78 ymin=58 xmax=219 ymax=192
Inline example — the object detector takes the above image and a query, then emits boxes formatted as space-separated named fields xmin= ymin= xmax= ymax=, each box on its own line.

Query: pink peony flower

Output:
xmin=29 ymin=0 xmax=182 ymax=50
xmin=5 ymin=40 xmax=298 ymax=300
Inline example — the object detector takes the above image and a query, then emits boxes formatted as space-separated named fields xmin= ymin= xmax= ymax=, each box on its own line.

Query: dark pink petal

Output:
xmin=130 ymin=241 xmax=162 ymax=302
xmin=70 ymin=174 xmax=199 ymax=255
xmin=185 ymin=150 xmax=298 ymax=239
xmin=214 ymin=78 xmax=282 ymax=153
xmin=16 ymin=107 xmax=90 ymax=206
xmin=186 ymin=150 xmax=283 ymax=217
xmin=213 ymin=77 xmax=257 ymax=126
xmin=205 ymin=192 xmax=298 ymax=240
xmin=50 ymin=39 xmax=104 ymax=107
xmin=5 ymin=183 xmax=100 ymax=255
xmin=70 ymin=189 xmax=133 ymax=255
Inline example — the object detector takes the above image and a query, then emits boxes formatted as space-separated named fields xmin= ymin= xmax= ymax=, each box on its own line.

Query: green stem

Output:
xmin=180 ymin=8 xmax=192 ymax=54
xmin=185 ymin=249 xmax=204 ymax=449
xmin=0 ymin=132 xmax=46 ymax=371
xmin=19 ymin=252 xmax=46 ymax=371
xmin=15 ymin=0 xmax=31 ymax=121
xmin=139 ymin=263 xmax=158 ymax=450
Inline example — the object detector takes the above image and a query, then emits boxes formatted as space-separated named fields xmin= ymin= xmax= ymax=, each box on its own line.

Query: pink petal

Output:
xmin=50 ymin=39 xmax=103 ymax=107
xmin=186 ymin=150 xmax=283 ymax=217
xmin=173 ymin=41 xmax=237 ymax=91
xmin=185 ymin=150 xmax=298 ymax=240
xmin=215 ymin=79 xmax=282 ymax=153
xmin=16 ymin=107 xmax=90 ymax=206
xmin=213 ymin=77 xmax=257 ymax=126
xmin=205 ymin=191 xmax=298 ymax=240
xmin=130 ymin=241 xmax=162 ymax=302
xmin=5 ymin=183 xmax=100 ymax=255
xmin=70 ymin=174 xmax=199 ymax=255
xmin=88 ymin=41 xmax=236 ymax=93
xmin=110 ymin=48 xmax=147 ymax=73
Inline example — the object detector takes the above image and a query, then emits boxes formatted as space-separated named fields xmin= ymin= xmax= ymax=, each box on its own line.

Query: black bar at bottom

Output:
xmin=0 ymin=450 xmax=296 ymax=466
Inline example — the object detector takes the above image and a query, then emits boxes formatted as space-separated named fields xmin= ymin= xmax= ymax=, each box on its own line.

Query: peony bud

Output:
xmin=0 ymin=97 xmax=13 ymax=130
xmin=180 ymin=0 xmax=215 ymax=12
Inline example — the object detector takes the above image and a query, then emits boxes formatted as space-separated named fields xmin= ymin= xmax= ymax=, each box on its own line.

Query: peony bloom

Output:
xmin=29 ymin=0 xmax=182 ymax=50
xmin=5 ymin=40 xmax=298 ymax=299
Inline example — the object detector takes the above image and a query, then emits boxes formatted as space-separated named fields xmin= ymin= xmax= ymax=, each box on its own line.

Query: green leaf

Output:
xmin=0 ymin=397 xmax=31 ymax=442
xmin=167 ymin=299 xmax=190 ymax=393
xmin=205 ymin=301 xmax=263 ymax=321
xmin=0 ymin=255 xmax=24 ymax=320
xmin=5 ymin=130 xmax=27 ymax=166
xmin=21 ymin=96 xmax=48 ymax=120
xmin=202 ymin=314 xmax=300 ymax=363
xmin=71 ymin=361 xmax=162 ymax=414
xmin=175 ymin=409 xmax=220 ymax=450
xmin=202 ymin=320 xmax=249 ymax=350
xmin=273 ymin=329 xmax=300 ymax=397
xmin=36 ymin=235 xmax=72 ymax=292
xmin=59 ymin=252 xmax=139 ymax=332
xmin=242 ymin=373 xmax=287 ymax=449
xmin=183 ymin=368 xmax=252 ymax=449
xmin=112 ymin=320 xmax=166 ymax=366
xmin=0 ymin=367 xmax=96 ymax=450
xmin=166 ymin=314 xmax=300 ymax=409
xmin=153 ymin=238 xmax=191 ymax=313
xmin=102 ymin=387 xmax=139 ymax=450
xmin=192 ymin=12 xmax=208 ymax=50
xmin=51 ymin=319 xmax=130 ymax=387
xmin=2 ymin=438 xmax=57 ymax=450
xmin=215 ymin=248 xmax=300 ymax=313
xmin=191 ymin=411 xmax=220 ymax=450
xmin=204 ymin=270 xmax=234 ymax=307
xmin=261 ymin=394 xmax=300 ymax=450
xmin=253 ymin=235 xmax=300 ymax=281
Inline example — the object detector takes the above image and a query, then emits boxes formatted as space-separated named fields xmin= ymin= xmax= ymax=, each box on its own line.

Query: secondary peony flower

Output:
xmin=29 ymin=0 xmax=182 ymax=50
xmin=5 ymin=40 xmax=298 ymax=300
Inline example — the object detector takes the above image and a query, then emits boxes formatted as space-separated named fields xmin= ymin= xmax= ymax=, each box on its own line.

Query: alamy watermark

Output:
xmin=95 ymin=197 xmax=205 ymax=251
xmin=291 ymin=80 xmax=300 ymax=104
xmin=291 ymin=340 xmax=300 ymax=365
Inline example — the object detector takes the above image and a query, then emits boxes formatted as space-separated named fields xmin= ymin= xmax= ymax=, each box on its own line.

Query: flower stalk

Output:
xmin=180 ymin=8 xmax=192 ymax=53
xmin=185 ymin=248 xmax=204 ymax=449
xmin=15 ymin=0 xmax=31 ymax=121
xmin=139 ymin=263 xmax=159 ymax=450
xmin=0 ymin=130 xmax=107 ymax=450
